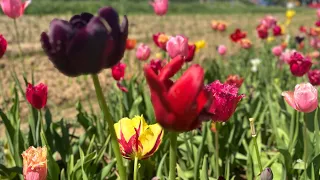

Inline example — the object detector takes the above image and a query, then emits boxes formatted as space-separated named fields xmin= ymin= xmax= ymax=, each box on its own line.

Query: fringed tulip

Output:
xmin=153 ymin=32 xmax=169 ymax=50
xmin=308 ymin=69 xmax=320 ymax=86
xmin=22 ymin=146 xmax=47 ymax=180
xmin=114 ymin=115 xmax=163 ymax=159
xmin=185 ymin=44 xmax=196 ymax=62
xmin=0 ymin=34 xmax=7 ymax=58
xmin=166 ymin=35 xmax=189 ymax=58
xmin=136 ymin=43 xmax=151 ymax=61
xmin=225 ymin=75 xmax=244 ymax=88
xmin=150 ymin=0 xmax=168 ymax=16
xmin=111 ymin=62 xmax=126 ymax=81
xmin=282 ymin=83 xmax=318 ymax=113
xmin=41 ymin=7 xmax=128 ymax=77
xmin=144 ymin=55 xmax=208 ymax=131
xmin=289 ymin=52 xmax=312 ymax=77
xmin=26 ymin=83 xmax=48 ymax=109
xmin=0 ymin=0 xmax=31 ymax=19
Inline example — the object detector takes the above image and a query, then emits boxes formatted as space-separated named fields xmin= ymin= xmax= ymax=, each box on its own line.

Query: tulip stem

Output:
xmin=253 ymin=136 xmax=263 ymax=173
xmin=303 ymin=118 xmax=308 ymax=180
xmin=13 ymin=19 xmax=23 ymax=58
xmin=133 ymin=156 xmax=138 ymax=180
xmin=215 ymin=124 xmax=220 ymax=177
xmin=169 ymin=132 xmax=178 ymax=180
xmin=91 ymin=74 xmax=127 ymax=180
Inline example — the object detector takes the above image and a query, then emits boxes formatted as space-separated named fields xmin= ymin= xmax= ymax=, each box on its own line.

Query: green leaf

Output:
xmin=200 ymin=154 xmax=208 ymax=180
xmin=99 ymin=159 xmax=116 ymax=180
xmin=79 ymin=148 xmax=89 ymax=180
xmin=156 ymin=153 xmax=168 ymax=178
xmin=129 ymin=96 xmax=143 ymax=118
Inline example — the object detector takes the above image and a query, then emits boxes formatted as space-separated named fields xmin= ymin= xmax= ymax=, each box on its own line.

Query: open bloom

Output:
xmin=308 ymin=69 xmax=320 ymax=86
xmin=41 ymin=7 xmax=128 ymax=77
xmin=0 ymin=0 xmax=31 ymax=19
xmin=202 ymin=80 xmax=244 ymax=122
xmin=26 ymin=83 xmax=48 ymax=109
xmin=289 ymin=52 xmax=312 ymax=77
xmin=217 ymin=45 xmax=227 ymax=56
xmin=150 ymin=0 xmax=168 ymax=16
xmin=144 ymin=55 xmax=208 ymax=131
xmin=111 ymin=62 xmax=126 ymax=81
xmin=272 ymin=45 xmax=283 ymax=57
xmin=114 ymin=115 xmax=163 ymax=160
xmin=282 ymin=82 xmax=318 ymax=113
xmin=0 ymin=34 xmax=7 ymax=58
xmin=230 ymin=29 xmax=246 ymax=42
xmin=166 ymin=35 xmax=189 ymax=58
xmin=22 ymin=146 xmax=47 ymax=180
xmin=153 ymin=32 xmax=169 ymax=50
xmin=185 ymin=44 xmax=196 ymax=62
xmin=239 ymin=39 xmax=252 ymax=49
xmin=126 ymin=38 xmax=136 ymax=50
xmin=225 ymin=75 xmax=244 ymax=88
xmin=136 ymin=43 xmax=151 ymax=61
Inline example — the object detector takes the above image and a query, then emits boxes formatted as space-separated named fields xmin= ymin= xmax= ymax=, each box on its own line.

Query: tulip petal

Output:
xmin=139 ymin=123 xmax=163 ymax=159
xmin=281 ymin=91 xmax=297 ymax=110
xmin=22 ymin=0 xmax=31 ymax=11
xmin=159 ymin=55 xmax=184 ymax=82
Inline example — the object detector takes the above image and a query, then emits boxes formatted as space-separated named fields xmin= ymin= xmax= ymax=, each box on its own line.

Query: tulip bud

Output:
xmin=149 ymin=0 xmax=168 ymax=16
xmin=272 ymin=25 xmax=282 ymax=36
xmin=185 ymin=44 xmax=196 ymax=62
xmin=26 ymin=83 xmax=48 ymax=109
xmin=22 ymin=146 xmax=47 ymax=180
xmin=111 ymin=62 xmax=126 ymax=81
xmin=126 ymin=39 xmax=136 ymax=50
xmin=136 ymin=44 xmax=151 ymax=61
xmin=308 ymin=69 xmax=320 ymax=86
xmin=260 ymin=167 xmax=273 ymax=180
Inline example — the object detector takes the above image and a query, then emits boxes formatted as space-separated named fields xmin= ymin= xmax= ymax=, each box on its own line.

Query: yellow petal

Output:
xmin=139 ymin=123 xmax=163 ymax=159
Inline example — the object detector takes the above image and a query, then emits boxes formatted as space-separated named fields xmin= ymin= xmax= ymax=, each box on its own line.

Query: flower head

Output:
xmin=0 ymin=0 xmax=31 ymax=18
xmin=260 ymin=167 xmax=273 ymax=180
xmin=126 ymin=38 xmax=136 ymax=50
xmin=0 ymin=34 xmax=7 ymax=58
xmin=250 ymin=58 xmax=261 ymax=72
xmin=217 ymin=45 xmax=227 ymax=56
xmin=225 ymin=75 xmax=244 ymax=88
xmin=22 ymin=146 xmax=47 ymax=180
xmin=272 ymin=45 xmax=283 ymax=57
xmin=194 ymin=40 xmax=206 ymax=51
xmin=239 ymin=39 xmax=252 ymax=49
xmin=150 ymin=59 xmax=165 ymax=74
xmin=136 ymin=43 xmax=151 ymax=61
xmin=230 ymin=29 xmax=246 ymax=42
xmin=166 ymin=35 xmax=189 ymax=58
xmin=286 ymin=9 xmax=296 ymax=19
xmin=256 ymin=24 xmax=268 ymax=39
xmin=111 ymin=62 xmax=126 ymax=81
xmin=308 ymin=69 xmax=320 ymax=86
xmin=260 ymin=15 xmax=277 ymax=29
xmin=41 ymin=7 xmax=128 ymax=77
xmin=114 ymin=115 xmax=163 ymax=160
xmin=153 ymin=32 xmax=169 ymax=50
xmin=282 ymin=83 xmax=318 ymax=113
xmin=149 ymin=0 xmax=168 ymax=16
xmin=185 ymin=44 xmax=196 ymax=62
xmin=26 ymin=83 xmax=48 ymax=109
xmin=273 ymin=25 xmax=282 ymax=36
xmin=289 ymin=52 xmax=312 ymax=77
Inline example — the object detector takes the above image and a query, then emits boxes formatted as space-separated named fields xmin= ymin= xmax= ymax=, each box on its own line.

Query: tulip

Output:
xmin=144 ymin=55 xmax=208 ymax=131
xmin=250 ymin=58 xmax=261 ymax=72
xmin=273 ymin=25 xmax=282 ymax=36
xmin=272 ymin=45 xmax=283 ymax=57
xmin=295 ymin=35 xmax=304 ymax=45
xmin=0 ymin=34 xmax=7 ymax=59
xmin=114 ymin=115 xmax=163 ymax=159
xmin=111 ymin=62 xmax=126 ymax=81
xmin=202 ymin=80 xmax=244 ymax=122
xmin=150 ymin=59 xmax=165 ymax=74
xmin=185 ymin=44 xmax=196 ymax=62
xmin=41 ymin=7 xmax=128 ymax=77
xmin=239 ymin=39 xmax=252 ymax=49
xmin=260 ymin=167 xmax=273 ymax=180
xmin=211 ymin=20 xmax=218 ymax=30
xmin=26 ymin=83 xmax=47 ymax=109
xmin=317 ymin=9 xmax=320 ymax=19
xmin=217 ymin=45 xmax=227 ymax=56
xmin=150 ymin=0 xmax=168 ymax=16
xmin=217 ymin=22 xmax=227 ymax=32
xmin=136 ymin=43 xmax=151 ymax=61
xmin=117 ymin=82 xmax=128 ymax=93
xmin=166 ymin=35 xmax=189 ymax=58
xmin=194 ymin=40 xmax=206 ymax=51
xmin=22 ymin=146 xmax=47 ymax=180
xmin=225 ymin=75 xmax=244 ymax=88
xmin=308 ymin=69 xmax=320 ymax=86
xmin=280 ymin=49 xmax=295 ymax=64
xmin=308 ymin=51 xmax=320 ymax=59
xmin=299 ymin=25 xmax=307 ymax=33
xmin=230 ymin=29 xmax=246 ymax=42
xmin=126 ymin=38 xmax=136 ymax=50
xmin=0 ymin=0 xmax=31 ymax=19
xmin=316 ymin=20 xmax=320 ymax=27
xmin=153 ymin=32 xmax=169 ymax=50
xmin=260 ymin=15 xmax=277 ymax=29
xmin=286 ymin=10 xmax=296 ymax=19
xmin=256 ymin=24 xmax=268 ymax=39
xmin=282 ymin=82 xmax=318 ymax=113
xmin=289 ymin=52 xmax=312 ymax=77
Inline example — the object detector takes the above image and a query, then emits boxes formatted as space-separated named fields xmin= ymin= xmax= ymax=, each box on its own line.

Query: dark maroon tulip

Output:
xmin=41 ymin=7 xmax=128 ymax=77
xmin=26 ymin=83 xmax=48 ymax=109
xmin=289 ymin=52 xmax=312 ymax=77
xmin=308 ymin=69 xmax=320 ymax=86
xmin=202 ymin=80 xmax=244 ymax=122
xmin=185 ymin=44 xmax=196 ymax=62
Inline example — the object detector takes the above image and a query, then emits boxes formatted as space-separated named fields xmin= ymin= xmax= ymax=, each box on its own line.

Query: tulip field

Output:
xmin=2 ymin=0 xmax=320 ymax=180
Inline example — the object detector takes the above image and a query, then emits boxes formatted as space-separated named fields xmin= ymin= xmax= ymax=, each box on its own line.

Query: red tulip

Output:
xmin=185 ymin=44 xmax=196 ymax=62
xmin=117 ymin=82 xmax=128 ymax=93
xmin=308 ymin=69 xmax=320 ymax=86
xmin=256 ymin=24 xmax=268 ymax=39
xmin=153 ymin=32 xmax=169 ymax=50
xmin=299 ymin=25 xmax=307 ymax=33
xmin=126 ymin=39 xmax=136 ymax=50
xmin=316 ymin=20 xmax=320 ymax=27
xmin=230 ymin=29 xmax=246 ymax=42
xmin=26 ymin=83 xmax=48 ymax=109
xmin=203 ymin=80 xmax=244 ymax=122
xmin=225 ymin=75 xmax=244 ymax=88
xmin=289 ymin=52 xmax=312 ymax=77
xmin=272 ymin=25 xmax=282 ymax=36
xmin=111 ymin=62 xmax=126 ymax=81
xmin=150 ymin=59 xmax=165 ymax=74
xmin=0 ymin=34 xmax=7 ymax=59
xmin=144 ymin=55 xmax=208 ymax=132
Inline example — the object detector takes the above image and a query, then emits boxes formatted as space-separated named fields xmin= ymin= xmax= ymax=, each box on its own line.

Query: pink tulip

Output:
xmin=150 ymin=0 xmax=168 ymax=16
xmin=282 ymin=83 xmax=318 ymax=113
xmin=217 ymin=45 xmax=227 ymax=56
xmin=166 ymin=35 xmax=189 ymax=58
xmin=272 ymin=45 xmax=283 ymax=57
xmin=136 ymin=43 xmax=151 ymax=61
xmin=0 ymin=0 xmax=31 ymax=19
xmin=280 ymin=49 xmax=296 ymax=64
xmin=317 ymin=9 xmax=320 ymax=19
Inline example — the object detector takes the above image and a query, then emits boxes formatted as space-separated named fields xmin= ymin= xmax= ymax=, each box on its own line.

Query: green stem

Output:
xmin=253 ymin=136 xmax=263 ymax=173
xmin=133 ymin=156 xmax=138 ymax=180
xmin=91 ymin=74 xmax=127 ymax=180
xmin=13 ymin=19 xmax=23 ymax=58
xmin=169 ymin=132 xmax=178 ymax=180
xmin=194 ymin=122 xmax=208 ymax=179
xmin=215 ymin=124 xmax=220 ymax=177
xmin=303 ymin=118 xmax=308 ymax=180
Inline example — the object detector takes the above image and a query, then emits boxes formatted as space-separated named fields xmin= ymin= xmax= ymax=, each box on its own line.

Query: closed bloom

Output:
xmin=150 ymin=0 xmax=168 ymax=16
xmin=217 ymin=45 xmax=227 ymax=56
xmin=41 ymin=7 xmax=128 ymax=77
xmin=114 ymin=115 xmax=163 ymax=160
xmin=273 ymin=25 xmax=282 ymax=36
xmin=144 ymin=55 xmax=208 ymax=131
xmin=111 ymin=62 xmax=126 ymax=81
xmin=256 ymin=24 xmax=268 ymax=39
xmin=289 ymin=52 xmax=312 ymax=77
xmin=217 ymin=22 xmax=227 ymax=32
xmin=308 ymin=69 xmax=320 ymax=86
xmin=230 ymin=29 xmax=246 ymax=42
xmin=153 ymin=32 xmax=169 ymax=50
xmin=239 ymin=39 xmax=252 ymax=49
xmin=225 ymin=75 xmax=244 ymax=88
xmin=136 ymin=43 xmax=151 ymax=61
xmin=185 ymin=44 xmax=196 ymax=62
xmin=211 ymin=20 xmax=218 ymax=30
xmin=0 ymin=0 xmax=31 ymax=19
xmin=126 ymin=38 xmax=136 ymax=50
xmin=286 ymin=10 xmax=296 ymax=19
xmin=316 ymin=20 xmax=320 ymax=27
xmin=0 ymin=34 xmax=7 ymax=58
xmin=22 ymin=146 xmax=47 ymax=180
xmin=166 ymin=35 xmax=189 ymax=58
xmin=282 ymin=82 xmax=318 ymax=113
xmin=260 ymin=167 xmax=273 ymax=180
xmin=272 ymin=45 xmax=283 ymax=57
xmin=26 ymin=83 xmax=48 ymax=109
xmin=203 ymin=80 xmax=244 ymax=122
